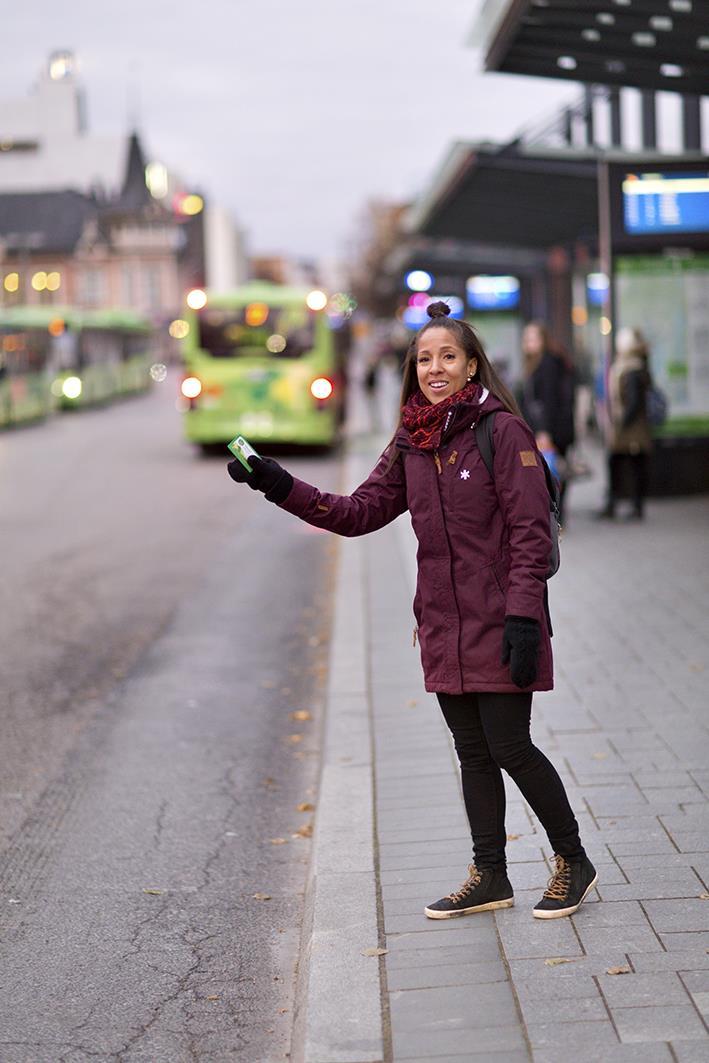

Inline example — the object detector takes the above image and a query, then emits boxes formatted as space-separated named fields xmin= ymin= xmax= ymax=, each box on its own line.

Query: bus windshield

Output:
xmin=197 ymin=306 xmax=315 ymax=359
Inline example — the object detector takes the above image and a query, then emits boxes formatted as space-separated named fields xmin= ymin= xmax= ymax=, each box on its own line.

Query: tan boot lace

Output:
xmin=448 ymin=864 xmax=482 ymax=903
xmin=543 ymin=854 xmax=571 ymax=900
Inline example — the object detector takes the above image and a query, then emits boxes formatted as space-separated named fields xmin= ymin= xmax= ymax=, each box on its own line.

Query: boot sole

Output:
xmin=424 ymin=898 xmax=514 ymax=920
xmin=532 ymin=873 xmax=599 ymax=919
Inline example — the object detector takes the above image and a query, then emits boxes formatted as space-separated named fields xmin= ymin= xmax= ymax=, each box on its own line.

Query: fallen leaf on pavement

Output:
xmin=361 ymin=947 xmax=388 ymax=957
xmin=287 ymin=734 xmax=303 ymax=743
xmin=544 ymin=957 xmax=576 ymax=966
xmin=207 ymin=995 xmax=220 ymax=1001
xmin=297 ymin=802 xmax=315 ymax=812
xmin=290 ymin=710 xmax=312 ymax=722
xmin=592 ymin=752 xmax=609 ymax=760
xmin=142 ymin=888 xmax=163 ymax=896
xmin=507 ymin=833 xmax=521 ymax=841
xmin=606 ymin=965 xmax=632 ymax=976
xmin=253 ymin=892 xmax=272 ymax=901
xmin=270 ymin=838 xmax=288 ymax=845
xmin=700 ymin=893 xmax=709 ymax=900
xmin=292 ymin=823 xmax=313 ymax=839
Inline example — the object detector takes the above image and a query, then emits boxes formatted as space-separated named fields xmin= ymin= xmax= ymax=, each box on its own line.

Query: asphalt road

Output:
xmin=0 ymin=374 xmax=344 ymax=1061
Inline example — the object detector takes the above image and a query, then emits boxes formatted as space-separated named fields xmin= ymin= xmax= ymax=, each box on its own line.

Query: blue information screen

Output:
xmin=466 ymin=275 xmax=520 ymax=311
xmin=623 ymin=171 xmax=709 ymax=235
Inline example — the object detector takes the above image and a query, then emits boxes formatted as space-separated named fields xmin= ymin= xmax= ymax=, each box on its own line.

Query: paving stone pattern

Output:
xmin=353 ymin=432 xmax=709 ymax=1062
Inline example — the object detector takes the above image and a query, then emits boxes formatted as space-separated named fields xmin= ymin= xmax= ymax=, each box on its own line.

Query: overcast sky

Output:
xmin=5 ymin=2 xmax=579 ymax=261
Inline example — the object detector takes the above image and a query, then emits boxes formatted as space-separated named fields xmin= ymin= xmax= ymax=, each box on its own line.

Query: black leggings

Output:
xmin=609 ymin=452 xmax=648 ymax=514
xmin=437 ymin=691 xmax=584 ymax=871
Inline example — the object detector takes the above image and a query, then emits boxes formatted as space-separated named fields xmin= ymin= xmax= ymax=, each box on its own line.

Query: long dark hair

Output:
xmin=391 ymin=301 xmax=521 ymax=438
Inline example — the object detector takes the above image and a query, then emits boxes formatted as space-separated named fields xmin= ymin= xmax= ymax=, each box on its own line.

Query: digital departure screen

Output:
xmin=623 ymin=171 xmax=709 ymax=236
xmin=466 ymin=275 xmax=520 ymax=311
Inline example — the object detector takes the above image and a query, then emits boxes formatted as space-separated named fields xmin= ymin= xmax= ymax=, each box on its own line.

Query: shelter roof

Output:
xmin=471 ymin=0 xmax=709 ymax=96
xmin=407 ymin=141 xmax=600 ymax=249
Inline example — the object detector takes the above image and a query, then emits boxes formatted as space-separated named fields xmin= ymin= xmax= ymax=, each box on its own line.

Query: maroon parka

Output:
xmin=277 ymin=389 xmax=553 ymax=695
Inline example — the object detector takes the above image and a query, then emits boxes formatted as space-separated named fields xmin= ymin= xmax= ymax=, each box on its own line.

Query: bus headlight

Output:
xmin=62 ymin=376 xmax=82 ymax=400
xmin=181 ymin=376 xmax=202 ymax=399
xmin=310 ymin=377 xmax=333 ymax=401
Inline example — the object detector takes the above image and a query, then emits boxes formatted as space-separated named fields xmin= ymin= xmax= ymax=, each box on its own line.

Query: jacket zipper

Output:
xmin=433 ymin=425 xmax=464 ymax=691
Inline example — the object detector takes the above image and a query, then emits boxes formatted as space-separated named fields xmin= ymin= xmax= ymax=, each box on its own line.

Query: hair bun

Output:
xmin=426 ymin=300 xmax=451 ymax=320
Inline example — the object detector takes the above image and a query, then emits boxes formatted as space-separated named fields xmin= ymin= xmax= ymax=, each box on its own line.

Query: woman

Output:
xmin=519 ymin=322 xmax=576 ymax=523
xmin=228 ymin=302 xmax=596 ymax=920
xmin=598 ymin=326 xmax=653 ymax=520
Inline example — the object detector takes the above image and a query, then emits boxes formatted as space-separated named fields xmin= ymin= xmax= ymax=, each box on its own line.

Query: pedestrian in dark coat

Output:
xmin=227 ymin=301 xmax=597 ymax=921
xmin=519 ymin=322 xmax=576 ymax=523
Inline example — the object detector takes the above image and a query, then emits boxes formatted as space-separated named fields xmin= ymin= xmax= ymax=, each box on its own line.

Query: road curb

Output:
xmin=291 ymin=445 xmax=385 ymax=1063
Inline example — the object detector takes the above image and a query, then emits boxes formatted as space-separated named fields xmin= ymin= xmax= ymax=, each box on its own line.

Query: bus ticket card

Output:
xmin=227 ymin=434 xmax=260 ymax=470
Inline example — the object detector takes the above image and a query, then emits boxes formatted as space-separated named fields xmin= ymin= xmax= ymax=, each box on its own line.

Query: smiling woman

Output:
xmin=227 ymin=298 xmax=599 ymax=924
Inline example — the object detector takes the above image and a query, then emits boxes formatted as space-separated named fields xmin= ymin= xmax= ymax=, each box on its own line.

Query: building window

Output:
xmin=143 ymin=264 xmax=162 ymax=311
xmin=78 ymin=269 xmax=105 ymax=307
xmin=122 ymin=265 xmax=135 ymax=307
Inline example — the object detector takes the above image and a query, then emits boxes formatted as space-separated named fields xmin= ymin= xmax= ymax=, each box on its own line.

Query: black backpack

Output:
xmin=475 ymin=412 xmax=561 ymax=579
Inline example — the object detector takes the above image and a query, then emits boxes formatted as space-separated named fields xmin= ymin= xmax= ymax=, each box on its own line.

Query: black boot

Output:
xmin=424 ymin=865 xmax=514 ymax=920
xmin=533 ymin=854 xmax=598 ymax=919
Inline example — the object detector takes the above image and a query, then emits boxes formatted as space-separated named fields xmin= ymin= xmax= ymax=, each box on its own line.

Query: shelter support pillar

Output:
xmin=641 ymin=90 xmax=657 ymax=149
xmin=546 ymin=246 xmax=572 ymax=354
xmin=583 ymin=85 xmax=595 ymax=146
xmin=609 ymin=87 xmax=622 ymax=147
xmin=681 ymin=95 xmax=702 ymax=152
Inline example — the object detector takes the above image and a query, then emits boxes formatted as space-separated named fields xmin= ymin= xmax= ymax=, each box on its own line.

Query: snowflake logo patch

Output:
xmin=460 ymin=469 xmax=470 ymax=480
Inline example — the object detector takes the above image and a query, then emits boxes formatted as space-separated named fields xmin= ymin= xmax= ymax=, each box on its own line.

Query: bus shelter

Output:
xmin=406 ymin=139 xmax=709 ymax=492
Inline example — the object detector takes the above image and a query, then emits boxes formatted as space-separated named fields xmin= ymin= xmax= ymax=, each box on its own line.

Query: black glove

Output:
xmin=227 ymin=455 xmax=293 ymax=504
xmin=501 ymin=616 xmax=540 ymax=689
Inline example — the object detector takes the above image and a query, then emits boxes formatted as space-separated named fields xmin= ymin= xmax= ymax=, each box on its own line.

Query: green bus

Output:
xmin=49 ymin=307 xmax=153 ymax=408
xmin=179 ymin=281 xmax=346 ymax=450
xmin=0 ymin=306 xmax=153 ymax=425
xmin=0 ymin=307 xmax=56 ymax=426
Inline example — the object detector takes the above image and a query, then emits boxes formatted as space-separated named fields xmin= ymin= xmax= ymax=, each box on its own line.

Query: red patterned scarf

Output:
xmin=402 ymin=380 xmax=482 ymax=450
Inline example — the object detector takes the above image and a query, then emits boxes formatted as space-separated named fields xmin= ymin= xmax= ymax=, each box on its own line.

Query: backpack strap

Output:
xmin=475 ymin=411 xmax=496 ymax=480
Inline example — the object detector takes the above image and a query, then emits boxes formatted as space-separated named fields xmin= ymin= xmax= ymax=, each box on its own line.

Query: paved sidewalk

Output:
xmin=293 ymin=376 xmax=709 ymax=1063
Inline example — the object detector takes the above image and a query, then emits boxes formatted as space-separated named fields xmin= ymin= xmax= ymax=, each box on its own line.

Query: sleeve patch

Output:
xmin=519 ymin=450 xmax=538 ymax=467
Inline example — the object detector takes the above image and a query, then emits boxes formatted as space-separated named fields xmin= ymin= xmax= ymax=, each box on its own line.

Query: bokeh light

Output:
xmin=169 ymin=319 xmax=190 ymax=339
xmin=3 ymin=273 xmax=19 ymax=293
xmin=306 ymin=290 xmax=328 ymax=311
xmin=186 ymin=289 xmax=207 ymax=310
xmin=62 ymin=376 xmax=82 ymax=399
xmin=405 ymin=270 xmax=434 ymax=292
xmin=311 ymin=377 xmax=333 ymax=400
xmin=266 ymin=333 xmax=287 ymax=353
xmin=245 ymin=302 xmax=269 ymax=327
xmin=181 ymin=376 xmax=202 ymax=399
xmin=31 ymin=271 xmax=48 ymax=292
xmin=149 ymin=363 xmax=168 ymax=383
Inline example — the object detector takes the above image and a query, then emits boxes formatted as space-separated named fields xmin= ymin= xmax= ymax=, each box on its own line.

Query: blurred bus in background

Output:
xmin=0 ymin=306 xmax=153 ymax=426
xmin=178 ymin=281 xmax=346 ymax=452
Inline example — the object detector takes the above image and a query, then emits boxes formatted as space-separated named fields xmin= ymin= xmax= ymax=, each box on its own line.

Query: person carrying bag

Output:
xmin=228 ymin=302 xmax=597 ymax=920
